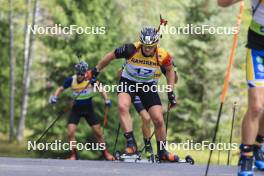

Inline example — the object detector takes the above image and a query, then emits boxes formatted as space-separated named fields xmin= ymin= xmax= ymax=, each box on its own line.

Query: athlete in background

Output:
xmin=50 ymin=61 xmax=114 ymax=161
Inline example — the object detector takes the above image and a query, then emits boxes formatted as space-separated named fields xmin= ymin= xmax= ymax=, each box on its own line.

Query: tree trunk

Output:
xmin=8 ymin=0 xmax=15 ymax=141
xmin=17 ymin=0 xmax=38 ymax=141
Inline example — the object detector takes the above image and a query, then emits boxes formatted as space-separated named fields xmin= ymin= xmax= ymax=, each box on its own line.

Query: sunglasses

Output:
xmin=142 ymin=44 xmax=157 ymax=50
xmin=76 ymin=72 xmax=85 ymax=76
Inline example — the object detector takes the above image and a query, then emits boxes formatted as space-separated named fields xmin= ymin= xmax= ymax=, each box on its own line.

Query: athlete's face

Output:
xmin=77 ymin=74 xmax=85 ymax=82
xmin=142 ymin=44 xmax=157 ymax=56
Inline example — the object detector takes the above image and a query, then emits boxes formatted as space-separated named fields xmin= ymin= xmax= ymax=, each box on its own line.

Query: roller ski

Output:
xmin=114 ymin=150 xmax=142 ymax=163
xmin=114 ymin=140 xmax=155 ymax=163
xmin=114 ymin=144 xmax=142 ymax=162
xmin=114 ymin=151 xmax=156 ymax=163
xmin=155 ymin=150 xmax=194 ymax=165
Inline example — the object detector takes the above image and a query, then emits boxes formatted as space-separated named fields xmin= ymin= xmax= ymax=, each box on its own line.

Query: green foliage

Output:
xmin=168 ymin=0 xmax=223 ymax=141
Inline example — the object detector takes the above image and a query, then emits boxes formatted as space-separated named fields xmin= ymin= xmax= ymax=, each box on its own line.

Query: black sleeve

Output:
xmin=160 ymin=66 xmax=167 ymax=75
xmin=62 ymin=76 xmax=73 ymax=89
xmin=114 ymin=43 xmax=136 ymax=59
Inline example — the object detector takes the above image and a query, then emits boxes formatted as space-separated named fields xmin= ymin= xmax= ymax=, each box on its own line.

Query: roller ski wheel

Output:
xmin=143 ymin=150 xmax=155 ymax=163
xmin=114 ymin=151 xmax=121 ymax=160
xmin=155 ymin=154 xmax=194 ymax=165
xmin=185 ymin=155 xmax=195 ymax=165
xmin=148 ymin=153 xmax=155 ymax=163
xmin=142 ymin=151 xmax=155 ymax=163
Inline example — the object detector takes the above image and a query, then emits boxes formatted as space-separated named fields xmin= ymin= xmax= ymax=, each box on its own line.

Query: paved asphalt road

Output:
xmin=0 ymin=157 xmax=263 ymax=176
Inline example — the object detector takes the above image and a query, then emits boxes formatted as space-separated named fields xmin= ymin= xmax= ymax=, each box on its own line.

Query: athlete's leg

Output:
xmin=240 ymin=88 xmax=264 ymax=174
xmin=148 ymin=105 xmax=166 ymax=141
xmin=242 ymin=49 xmax=264 ymax=145
xmin=117 ymin=77 xmax=138 ymax=154
xmin=148 ymin=104 xmax=179 ymax=161
xmin=258 ymin=115 xmax=264 ymax=136
xmin=139 ymin=110 xmax=151 ymax=139
xmin=118 ymin=92 xmax=133 ymax=132
xmin=85 ymin=104 xmax=103 ymax=143
xmin=133 ymin=95 xmax=152 ymax=147
xmin=139 ymin=87 xmax=179 ymax=162
xmin=133 ymin=95 xmax=152 ymax=138
xmin=138 ymin=109 xmax=153 ymax=155
xmin=91 ymin=124 xmax=115 ymax=160
xmin=118 ymin=92 xmax=138 ymax=154
xmin=239 ymin=49 xmax=264 ymax=175
xmin=132 ymin=95 xmax=153 ymax=155
xmin=91 ymin=124 xmax=104 ymax=143
xmin=83 ymin=103 xmax=114 ymax=160
xmin=242 ymin=49 xmax=264 ymax=144
xmin=68 ymin=123 xmax=77 ymax=145
xmin=257 ymin=114 xmax=264 ymax=151
xmin=67 ymin=123 xmax=78 ymax=160
xmin=242 ymin=88 xmax=264 ymax=145
xmin=66 ymin=107 xmax=81 ymax=160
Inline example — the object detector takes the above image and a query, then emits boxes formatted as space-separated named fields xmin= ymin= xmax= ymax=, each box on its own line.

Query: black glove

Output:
xmin=167 ymin=91 xmax=177 ymax=107
xmin=91 ymin=67 xmax=100 ymax=77
xmin=90 ymin=68 xmax=100 ymax=85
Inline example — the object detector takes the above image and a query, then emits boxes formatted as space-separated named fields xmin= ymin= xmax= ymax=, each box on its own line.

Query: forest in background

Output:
xmin=0 ymin=0 xmax=252 ymax=164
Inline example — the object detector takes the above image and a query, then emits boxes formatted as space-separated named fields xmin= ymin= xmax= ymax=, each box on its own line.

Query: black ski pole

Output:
xmin=166 ymin=101 xmax=171 ymax=135
xmin=113 ymin=123 xmax=121 ymax=155
xmin=227 ymin=101 xmax=237 ymax=166
xmin=35 ymin=104 xmax=71 ymax=143
xmin=205 ymin=102 xmax=223 ymax=176
xmin=217 ymin=136 xmax=222 ymax=165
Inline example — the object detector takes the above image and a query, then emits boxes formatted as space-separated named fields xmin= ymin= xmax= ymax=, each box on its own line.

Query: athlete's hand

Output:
xmin=167 ymin=91 xmax=177 ymax=107
xmin=91 ymin=67 xmax=100 ymax=77
xmin=49 ymin=95 xmax=57 ymax=104
xmin=90 ymin=68 xmax=100 ymax=85
xmin=105 ymin=99 xmax=112 ymax=107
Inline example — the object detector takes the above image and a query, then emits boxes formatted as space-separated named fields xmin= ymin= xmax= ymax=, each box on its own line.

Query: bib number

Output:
xmin=135 ymin=68 xmax=153 ymax=75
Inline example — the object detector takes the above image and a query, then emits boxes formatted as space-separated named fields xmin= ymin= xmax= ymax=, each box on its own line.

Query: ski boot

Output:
xmin=253 ymin=144 xmax=264 ymax=171
xmin=125 ymin=145 xmax=137 ymax=155
xmin=238 ymin=154 xmax=254 ymax=176
xmin=124 ymin=131 xmax=138 ymax=155
xmin=118 ymin=132 xmax=140 ymax=162
xmin=67 ymin=148 xmax=78 ymax=160
xmin=158 ymin=150 xmax=179 ymax=162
